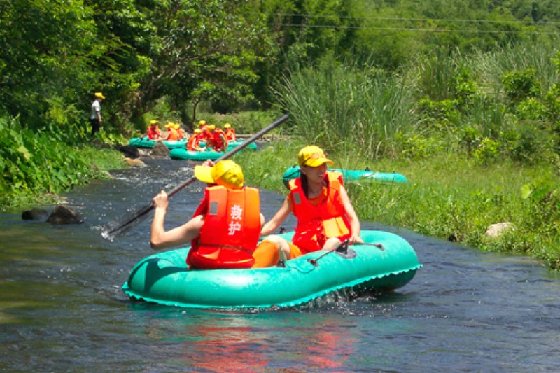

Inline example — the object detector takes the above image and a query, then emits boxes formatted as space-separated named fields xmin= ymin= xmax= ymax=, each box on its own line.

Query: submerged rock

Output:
xmin=116 ymin=145 xmax=140 ymax=159
xmin=47 ymin=205 xmax=84 ymax=225
xmin=124 ymin=157 xmax=147 ymax=167
xmin=151 ymin=141 xmax=170 ymax=157
xmin=22 ymin=208 xmax=49 ymax=221
xmin=485 ymin=222 xmax=514 ymax=238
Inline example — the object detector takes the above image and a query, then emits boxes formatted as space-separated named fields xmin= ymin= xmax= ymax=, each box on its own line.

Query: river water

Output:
xmin=1 ymin=158 xmax=559 ymax=372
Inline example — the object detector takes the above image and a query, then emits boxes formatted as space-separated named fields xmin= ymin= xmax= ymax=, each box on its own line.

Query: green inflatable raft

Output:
xmin=169 ymin=140 xmax=258 ymax=161
xmin=282 ymin=166 xmax=408 ymax=188
xmin=122 ymin=230 xmax=421 ymax=309
xmin=128 ymin=137 xmax=186 ymax=149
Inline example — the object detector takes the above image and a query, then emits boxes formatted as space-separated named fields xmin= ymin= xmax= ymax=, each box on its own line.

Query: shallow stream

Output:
xmin=1 ymin=158 xmax=559 ymax=372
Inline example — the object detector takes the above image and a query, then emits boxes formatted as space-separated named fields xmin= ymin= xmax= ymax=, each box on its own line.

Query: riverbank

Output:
xmin=237 ymin=141 xmax=560 ymax=270
xmin=0 ymin=144 xmax=125 ymax=212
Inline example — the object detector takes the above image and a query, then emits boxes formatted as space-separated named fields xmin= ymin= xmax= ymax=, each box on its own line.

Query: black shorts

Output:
xmin=90 ymin=118 xmax=100 ymax=135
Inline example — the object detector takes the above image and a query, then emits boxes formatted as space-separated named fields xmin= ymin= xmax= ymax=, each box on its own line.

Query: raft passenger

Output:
xmin=187 ymin=128 xmax=205 ymax=151
xmin=165 ymin=122 xmax=181 ymax=141
xmin=150 ymin=160 xmax=283 ymax=269
xmin=260 ymin=145 xmax=363 ymax=259
xmin=146 ymin=119 xmax=161 ymax=140
xmin=224 ymin=123 xmax=236 ymax=141
xmin=211 ymin=125 xmax=228 ymax=152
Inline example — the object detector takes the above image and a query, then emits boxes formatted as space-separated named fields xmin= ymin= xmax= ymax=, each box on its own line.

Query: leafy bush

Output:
xmin=473 ymin=137 xmax=500 ymax=165
xmin=502 ymin=68 xmax=540 ymax=103
xmin=516 ymin=97 xmax=548 ymax=121
xmin=0 ymin=115 xmax=122 ymax=209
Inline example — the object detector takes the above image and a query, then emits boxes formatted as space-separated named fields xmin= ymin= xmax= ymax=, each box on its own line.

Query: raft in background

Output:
xmin=169 ymin=139 xmax=258 ymax=161
xmin=122 ymin=230 xmax=422 ymax=309
xmin=128 ymin=137 xmax=186 ymax=149
xmin=282 ymin=166 xmax=408 ymax=188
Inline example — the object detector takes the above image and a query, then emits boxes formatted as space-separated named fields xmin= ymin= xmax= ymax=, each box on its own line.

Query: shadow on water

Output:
xmin=1 ymin=157 xmax=559 ymax=372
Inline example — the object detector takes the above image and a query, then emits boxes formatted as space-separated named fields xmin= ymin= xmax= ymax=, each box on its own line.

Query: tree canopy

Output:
xmin=0 ymin=0 xmax=559 ymax=134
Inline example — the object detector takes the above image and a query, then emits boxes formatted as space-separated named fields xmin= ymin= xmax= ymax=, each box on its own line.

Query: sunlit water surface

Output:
xmin=1 ymin=158 xmax=559 ymax=372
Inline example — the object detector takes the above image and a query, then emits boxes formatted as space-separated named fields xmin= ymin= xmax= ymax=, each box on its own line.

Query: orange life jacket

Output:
xmin=187 ymin=186 xmax=261 ymax=269
xmin=288 ymin=172 xmax=350 ymax=253
xmin=224 ymin=128 xmax=236 ymax=141
xmin=187 ymin=134 xmax=204 ymax=150
xmin=167 ymin=128 xmax=181 ymax=141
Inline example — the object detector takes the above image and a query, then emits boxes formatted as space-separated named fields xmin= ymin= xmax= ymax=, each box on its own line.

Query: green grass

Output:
xmin=0 ymin=145 xmax=124 ymax=212
xmin=239 ymin=142 xmax=560 ymax=270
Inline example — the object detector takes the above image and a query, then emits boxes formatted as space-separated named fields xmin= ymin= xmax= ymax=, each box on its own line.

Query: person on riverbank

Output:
xmin=260 ymin=145 xmax=363 ymax=259
xmin=146 ymin=119 xmax=161 ymax=140
xmin=150 ymin=160 xmax=282 ymax=269
xmin=90 ymin=92 xmax=105 ymax=136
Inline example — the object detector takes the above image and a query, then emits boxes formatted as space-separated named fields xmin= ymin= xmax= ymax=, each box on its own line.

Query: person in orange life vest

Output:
xmin=198 ymin=119 xmax=208 ymax=133
xmin=187 ymin=128 xmax=205 ymax=151
xmin=165 ymin=122 xmax=182 ymax=141
xmin=211 ymin=126 xmax=227 ymax=152
xmin=204 ymin=124 xmax=219 ymax=150
xmin=175 ymin=123 xmax=186 ymax=139
xmin=146 ymin=119 xmax=162 ymax=140
xmin=150 ymin=160 xmax=283 ymax=269
xmin=260 ymin=145 xmax=363 ymax=259
xmin=224 ymin=123 xmax=236 ymax=141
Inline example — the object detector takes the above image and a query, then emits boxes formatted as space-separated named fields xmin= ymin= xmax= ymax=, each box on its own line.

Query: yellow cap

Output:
xmin=298 ymin=145 xmax=334 ymax=167
xmin=94 ymin=92 xmax=105 ymax=99
xmin=207 ymin=124 xmax=216 ymax=130
xmin=194 ymin=160 xmax=244 ymax=189
xmin=194 ymin=128 xmax=202 ymax=134
xmin=149 ymin=119 xmax=159 ymax=125
xmin=173 ymin=123 xmax=180 ymax=129
xmin=164 ymin=121 xmax=174 ymax=128
xmin=224 ymin=123 xmax=231 ymax=128
xmin=198 ymin=120 xmax=206 ymax=126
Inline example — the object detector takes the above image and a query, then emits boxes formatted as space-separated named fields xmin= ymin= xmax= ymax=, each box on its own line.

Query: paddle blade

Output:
xmin=102 ymin=202 xmax=154 ymax=241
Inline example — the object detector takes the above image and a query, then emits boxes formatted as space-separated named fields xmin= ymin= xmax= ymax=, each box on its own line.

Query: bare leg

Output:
xmin=322 ymin=237 xmax=342 ymax=251
xmin=263 ymin=234 xmax=290 ymax=260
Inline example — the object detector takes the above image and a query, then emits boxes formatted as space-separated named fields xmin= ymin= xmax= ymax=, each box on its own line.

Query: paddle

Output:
xmin=102 ymin=113 xmax=289 ymax=240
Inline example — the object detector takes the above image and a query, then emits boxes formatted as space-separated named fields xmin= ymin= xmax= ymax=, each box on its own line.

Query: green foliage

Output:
xmin=457 ymin=125 xmax=483 ymax=155
xmin=399 ymin=134 xmax=447 ymax=160
xmin=544 ymin=83 xmax=560 ymax=123
xmin=135 ymin=0 xmax=272 ymax=124
xmin=197 ymin=111 xmax=281 ymax=134
xmin=0 ymin=0 xmax=97 ymax=129
xmin=0 ymin=115 xmax=122 ymax=209
xmin=502 ymin=68 xmax=540 ymax=103
xmin=275 ymin=63 xmax=416 ymax=157
xmin=473 ymin=137 xmax=500 ymax=165
xmin=416 ymin=98 xmax=460 ymax=130
xmin=516 ymin=97 xmax=547 ymax=121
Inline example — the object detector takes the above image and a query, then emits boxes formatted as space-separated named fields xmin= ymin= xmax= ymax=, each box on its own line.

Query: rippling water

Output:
xmin=1 ymin=158 xmax=559 ymax=372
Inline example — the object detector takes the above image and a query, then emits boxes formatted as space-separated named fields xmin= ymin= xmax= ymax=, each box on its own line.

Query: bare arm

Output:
xmin=339 ymin=185 xmax=363 ymax=244
xmin=150 ymin=191 xmax=204 ymax=249
xmin=260 ymin=196 xmax=291 ymax=236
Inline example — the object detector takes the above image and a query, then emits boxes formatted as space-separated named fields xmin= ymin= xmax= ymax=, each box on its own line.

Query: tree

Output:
xmin=133 ymin=0 xmax=272 ymax=124
xmin=0 ymin=0 xmax=97 ymax=131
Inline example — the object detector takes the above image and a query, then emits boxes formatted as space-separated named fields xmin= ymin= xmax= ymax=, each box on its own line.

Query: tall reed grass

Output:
xmin=275 ymin=64 xmax=416 ymax=158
